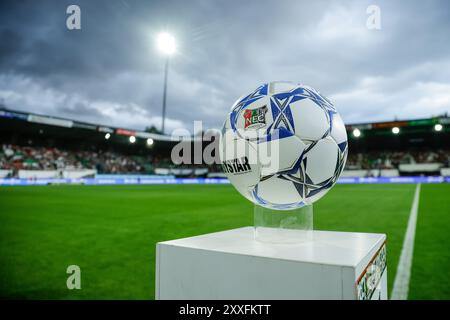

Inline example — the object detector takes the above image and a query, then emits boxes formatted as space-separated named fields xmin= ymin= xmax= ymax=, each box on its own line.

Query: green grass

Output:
xmin=0 ymin=183 xmax=448 ymax=299
xmin=0 ymin=185 xmax=253 ymax=299
xmin=409 ymin=184 xmax=450 ymax=299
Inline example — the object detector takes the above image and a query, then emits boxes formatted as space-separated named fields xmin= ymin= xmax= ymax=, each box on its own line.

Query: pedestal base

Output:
xmin=254 ymin=205 xmax=313 ymax=243
xmin=156 ymin=227 xmax=387 ymax=300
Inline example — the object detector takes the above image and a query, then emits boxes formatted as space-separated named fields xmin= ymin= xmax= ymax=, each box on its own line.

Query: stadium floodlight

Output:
xmin=352 ymin=128 xmax=361 ymax=138
xmin=156 ymin=32 xmax=176 ymax=55
xmin=392 ymin=127 xmax=400 ymax=134
xmin=129 ymin=136 xmax=136 ymax=143
xmin=147 ymin=138 xmax=154 ymax=146
xmin=434 ymin=124 xmax=443 ymax=132
xmin=105 ymin=133 xmax=111 ymax=140
xmin=156 ymin=32 xmax=176 ymax=134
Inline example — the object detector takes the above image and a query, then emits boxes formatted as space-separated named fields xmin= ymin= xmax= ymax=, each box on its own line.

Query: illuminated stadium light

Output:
xmin=156 ymin=32 xmax=176 ymax=55
xmin=434 ymin=123 xmax=443 ymax=132
xmin=156 ymin=32 xmax=177 ymax=134
xmin=392 ymin=127 xmax=400 ymax=134
xmin=147 ymin=138 xmax=154 ymax=146
xmin=104 ymin=133 xmax=111 ymax=140
xmin=129 ymin=136 xmax=136 ymax=143
xmin=352 ymin=128 xmax=361 ymax=138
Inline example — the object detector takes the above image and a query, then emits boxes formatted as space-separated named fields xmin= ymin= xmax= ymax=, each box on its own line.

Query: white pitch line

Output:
xmin=391 ymin=183 xmax=421 ymax=300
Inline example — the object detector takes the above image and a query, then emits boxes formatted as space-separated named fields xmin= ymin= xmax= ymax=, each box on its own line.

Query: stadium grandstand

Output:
xmin=0 ymin=107 xmax=449 ymax=183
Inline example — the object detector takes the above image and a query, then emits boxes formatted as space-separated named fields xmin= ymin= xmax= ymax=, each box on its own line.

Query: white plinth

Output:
xmin=156 ymin=227 xmax=387 ymax=300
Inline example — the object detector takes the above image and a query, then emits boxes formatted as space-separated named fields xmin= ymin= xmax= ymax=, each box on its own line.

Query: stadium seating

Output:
xmin=1 ymin=143 xmax=450 ymax=178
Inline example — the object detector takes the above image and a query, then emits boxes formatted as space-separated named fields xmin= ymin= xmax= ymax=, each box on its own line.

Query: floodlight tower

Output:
xmin=156 ymin=32 xmax=176 ymax=134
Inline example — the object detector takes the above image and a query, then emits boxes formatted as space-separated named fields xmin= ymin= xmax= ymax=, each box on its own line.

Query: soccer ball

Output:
xmin=219 ymin=81 xmax=348 ymax=210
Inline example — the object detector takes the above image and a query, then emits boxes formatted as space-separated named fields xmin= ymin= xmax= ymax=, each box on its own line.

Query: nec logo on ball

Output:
xmin=244 ymin=105 xmax=268 ymax=129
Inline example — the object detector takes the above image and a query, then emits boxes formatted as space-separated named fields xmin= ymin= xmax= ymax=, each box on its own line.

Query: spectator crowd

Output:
xmin=345 ymin=149 xmax=450 ymax=170
xmin=1 ymin=144 xmax=449 ymax=176
xmin=0 ymin=144 xmax=148 ymax=174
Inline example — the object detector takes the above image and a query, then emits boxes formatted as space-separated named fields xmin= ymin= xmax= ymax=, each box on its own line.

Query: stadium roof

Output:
xmin=1 ymin=107 xmax=448 ymax=142
xmin=0 ymin=107 xmax=203 ymax=142
xmin=346 ymin=116 xmax=450 ymax=130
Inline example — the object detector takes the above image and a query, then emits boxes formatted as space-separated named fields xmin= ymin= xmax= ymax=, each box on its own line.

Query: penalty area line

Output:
xmin=390 ymin=183 xmax=421 ymax=300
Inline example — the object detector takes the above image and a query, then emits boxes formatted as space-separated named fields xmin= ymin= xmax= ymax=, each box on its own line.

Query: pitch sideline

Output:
xmin=390 ymin=183 xmax=421 ymax=300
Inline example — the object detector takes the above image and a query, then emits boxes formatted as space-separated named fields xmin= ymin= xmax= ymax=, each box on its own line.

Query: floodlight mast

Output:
xmin=156 ymin=32 xmax=176 ymax=134
xmin=161 ymin=58 xmax=169 ymax=134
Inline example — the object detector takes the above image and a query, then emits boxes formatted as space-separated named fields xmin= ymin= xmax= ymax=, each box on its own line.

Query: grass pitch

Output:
xmin=0 ymin=183 xmax=448 ymax=299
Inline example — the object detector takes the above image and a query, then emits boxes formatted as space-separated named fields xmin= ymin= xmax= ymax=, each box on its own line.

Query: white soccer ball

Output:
xmin=220 ymin=81 xmax=348 ymax=210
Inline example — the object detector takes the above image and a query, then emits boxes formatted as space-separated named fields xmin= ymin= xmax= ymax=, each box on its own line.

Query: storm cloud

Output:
xmin=0 ymin=0 xmax=449 ymax=132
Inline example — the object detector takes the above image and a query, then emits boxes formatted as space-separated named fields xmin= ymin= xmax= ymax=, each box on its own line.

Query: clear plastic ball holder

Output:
xmin=254 ymin=204 xmax=313 ymax=244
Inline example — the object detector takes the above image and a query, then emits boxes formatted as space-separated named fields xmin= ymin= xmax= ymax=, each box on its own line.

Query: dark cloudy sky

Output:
xmin=1 ymin=0 xmax=449 ymax=133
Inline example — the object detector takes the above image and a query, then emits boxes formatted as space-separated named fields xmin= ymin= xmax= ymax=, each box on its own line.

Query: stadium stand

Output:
xmin=2 ymin=144 xmax=449 ymax=178
xmin=0 ymin=107 xmax=449 ymax=179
